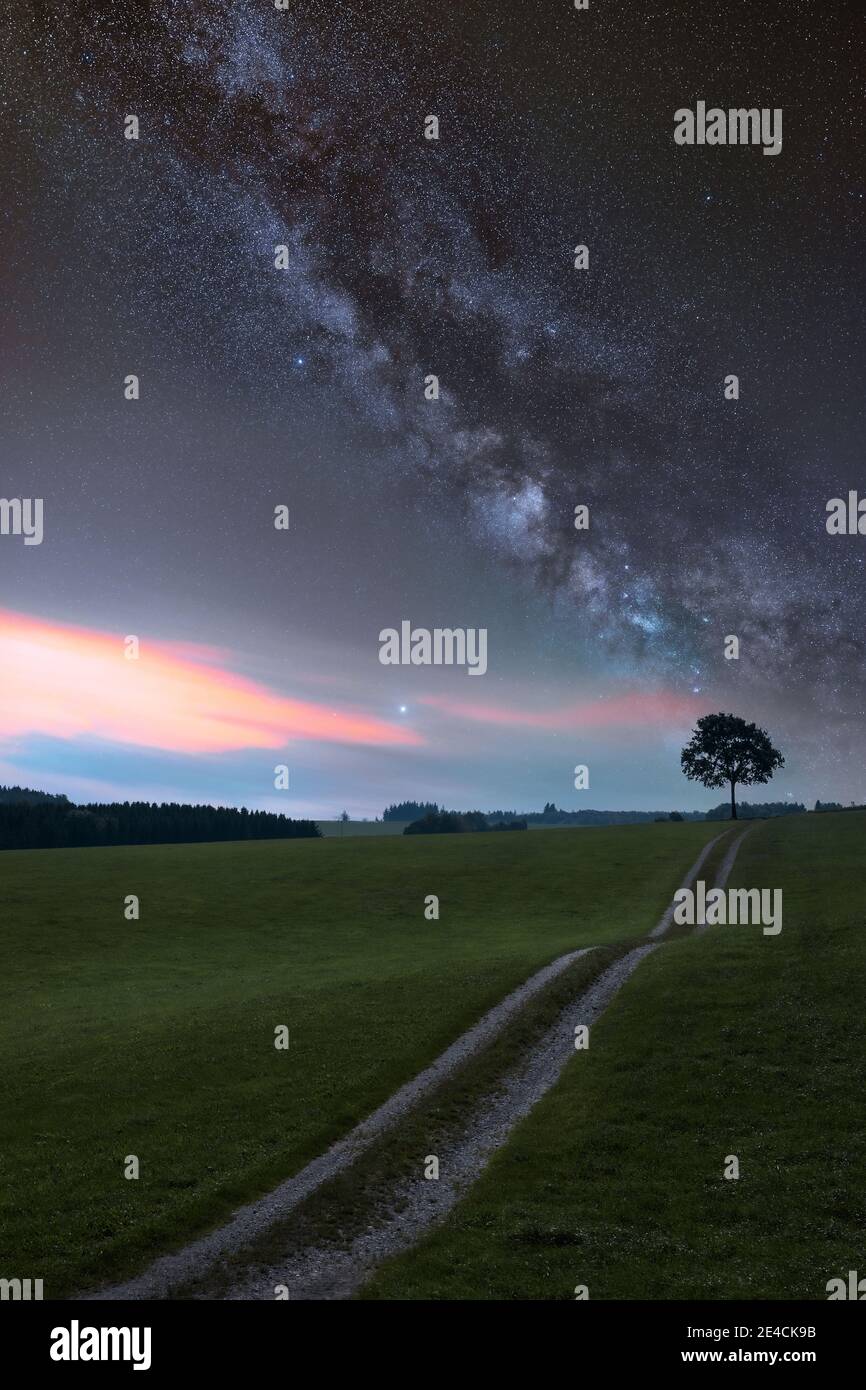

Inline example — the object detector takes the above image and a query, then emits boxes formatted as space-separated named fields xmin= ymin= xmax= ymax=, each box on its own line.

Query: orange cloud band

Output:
xmin=0 ymin=610 xmax=421 ymax=754
xmin=419 ymin=691 xmax=703 ymax=730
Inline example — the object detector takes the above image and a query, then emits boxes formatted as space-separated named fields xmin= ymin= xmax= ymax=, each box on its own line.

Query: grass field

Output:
xmin=362 ymin=811 xmax=866 ymax=1300
xmin=0 ymin=819 xmax=723 ymax=1297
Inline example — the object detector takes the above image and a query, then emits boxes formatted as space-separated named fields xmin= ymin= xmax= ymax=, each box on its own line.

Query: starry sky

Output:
xmin=1 ymin=0 xmax=863 ymax=817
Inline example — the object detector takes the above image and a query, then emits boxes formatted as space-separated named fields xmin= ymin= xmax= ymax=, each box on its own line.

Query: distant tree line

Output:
xmin=395 ymin=796 xmax=865 ymax=827
xmin=404 ymin=811 xmax=527 ymax=835
xmin=0 ymin=790 xmax=320 ymax=850
xmin=704 ymin=800 xmax=805 ymax=821
xmin=383 ymin=801 xmax=440 ymax=822
xmin=394 ymin=800 xmax=705 ymax=828
xmin=515 ymin=803 xmax=705 ymax=826
xmin=0 ymin=785 xmax=69 ymax=806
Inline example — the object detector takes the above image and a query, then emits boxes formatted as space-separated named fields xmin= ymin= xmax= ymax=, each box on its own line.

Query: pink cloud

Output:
xmin=419 ymin=690 xmax=703 ymax=731
xmin=0 ymin=610 xmax=421 ymax=754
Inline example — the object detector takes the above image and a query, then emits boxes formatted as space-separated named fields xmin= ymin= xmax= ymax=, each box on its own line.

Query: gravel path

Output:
xmin=217 ymin=828 xmax=757 ymax=1301
xmin=84 ymin=827 xmax=754 ymax=1302
xmin=648 ymin=829 xmax=732 ymax=938
xmin=695 ymin=824 xmax=754 ymax=931
xmin=218 ymin=944 xmax=657 ymax=1300
xmin=85 ymin=946 xmax=596 ymax=1300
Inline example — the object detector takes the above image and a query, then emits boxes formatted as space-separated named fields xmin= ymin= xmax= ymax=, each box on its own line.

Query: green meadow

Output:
xmin=363 ymin=811 xmax=866 ymax=1300
xmin=0 ymin=819 xmax=721 ymax=1297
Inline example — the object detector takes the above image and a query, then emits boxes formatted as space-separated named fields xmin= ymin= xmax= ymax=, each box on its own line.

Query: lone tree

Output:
xmin=681 ymin=713 xmax=784 ymax=821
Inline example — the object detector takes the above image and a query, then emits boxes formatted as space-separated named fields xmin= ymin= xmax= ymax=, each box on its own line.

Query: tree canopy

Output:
xmin=681 ymin=713 xmax=784 ymax=821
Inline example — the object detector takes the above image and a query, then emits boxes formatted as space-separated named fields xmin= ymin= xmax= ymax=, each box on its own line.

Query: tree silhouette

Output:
xmin=681 ymin=713 xmax=784 ymax=821
xmin=0 ymin=798 xmax=320 ymax=850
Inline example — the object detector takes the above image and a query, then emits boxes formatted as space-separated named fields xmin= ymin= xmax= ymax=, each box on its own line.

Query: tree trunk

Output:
xmin=730 ymin=780 xmax=737 ymax=820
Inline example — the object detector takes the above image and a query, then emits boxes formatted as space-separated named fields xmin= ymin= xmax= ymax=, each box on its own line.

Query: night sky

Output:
xmin=1 ymin=0 xmax=863 ymax=817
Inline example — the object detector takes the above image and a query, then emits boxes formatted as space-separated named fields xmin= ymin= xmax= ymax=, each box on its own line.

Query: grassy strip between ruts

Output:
xmin=362 ymin=812 xmax=866 ymax=1300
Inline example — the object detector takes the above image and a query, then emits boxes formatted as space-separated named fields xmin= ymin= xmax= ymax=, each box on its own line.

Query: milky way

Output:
xmin=3 ymin=0 xmax=864 ymax=807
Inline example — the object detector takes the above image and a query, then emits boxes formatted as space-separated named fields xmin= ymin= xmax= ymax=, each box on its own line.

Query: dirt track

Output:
xmin=86 ymin=825 xmax=753 ymax=1301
